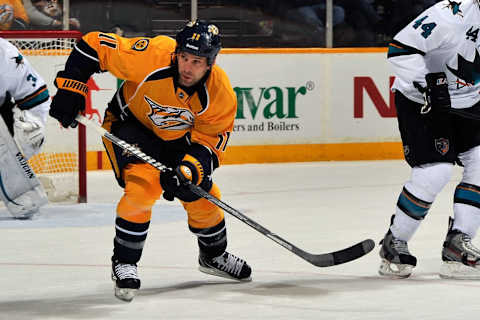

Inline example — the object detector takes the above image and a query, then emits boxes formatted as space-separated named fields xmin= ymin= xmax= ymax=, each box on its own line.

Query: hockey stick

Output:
xmin=75 ymin=114 xmax=375 ymax=267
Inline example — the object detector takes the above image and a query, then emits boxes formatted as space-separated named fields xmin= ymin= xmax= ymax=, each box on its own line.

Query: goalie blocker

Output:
xmin=0 ymin=115 xmax=47 ymax=218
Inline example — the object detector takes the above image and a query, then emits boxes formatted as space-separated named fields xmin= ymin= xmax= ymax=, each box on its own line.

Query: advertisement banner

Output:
xmin=33 ymin=49 xmax=402 ymax=166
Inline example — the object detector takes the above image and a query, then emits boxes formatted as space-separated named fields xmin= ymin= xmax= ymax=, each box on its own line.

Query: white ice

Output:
xmin=1 ymin=160 xmax=479 ymax=320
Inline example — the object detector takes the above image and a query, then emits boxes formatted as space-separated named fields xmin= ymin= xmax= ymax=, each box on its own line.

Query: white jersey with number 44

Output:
xmin=388 ymin=0 xmax=480 ymax=109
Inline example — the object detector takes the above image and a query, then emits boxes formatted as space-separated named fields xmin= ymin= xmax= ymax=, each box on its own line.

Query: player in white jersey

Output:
xmin=0 ymin=37 xmax=49 ymax=219
xmin=380 ymin=0 xmax=480 ymax=279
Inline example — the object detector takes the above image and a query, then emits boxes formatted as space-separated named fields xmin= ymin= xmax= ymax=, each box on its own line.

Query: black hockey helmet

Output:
xmin=175 ymin=20 xmax=222 ymax=65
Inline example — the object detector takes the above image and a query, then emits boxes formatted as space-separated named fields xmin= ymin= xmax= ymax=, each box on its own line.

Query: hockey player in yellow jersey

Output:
xmin=49 ymin=20 xmax=252 ymax=302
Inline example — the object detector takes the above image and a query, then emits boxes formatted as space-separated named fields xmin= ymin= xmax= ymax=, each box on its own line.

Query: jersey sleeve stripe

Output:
xmin=16 ymin=85 xmax=50 ymax=110
xmin=99 ymin=33 xmax=116 ymax=41
xmin=100 ymin=40 xmax=117 ymax=49
xmin=387 ymin=40 xmax=426 ymax=58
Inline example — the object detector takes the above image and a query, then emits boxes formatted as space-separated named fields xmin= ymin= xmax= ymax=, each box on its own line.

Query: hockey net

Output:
xmin=0 ymin=30 xmax=87 ymax=203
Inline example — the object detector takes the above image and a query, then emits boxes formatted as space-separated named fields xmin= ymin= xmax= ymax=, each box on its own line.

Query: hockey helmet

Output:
xmin=175 ymin=20 xmax=221 ymax=65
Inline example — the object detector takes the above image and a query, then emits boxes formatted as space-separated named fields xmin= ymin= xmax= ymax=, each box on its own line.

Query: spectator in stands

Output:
xmin=106 ymin=0 xmax=153 ymax=37
xmin=289 ymin=1 xmax=346 ymax=35
xmin=25 ymin=0 xmax=80 ymax=30
xmin=334 ymin=0 xmax=383 ymax=46
xmin=0 ymin=0 xmax=29 ymax=30
xmin=380 ymin=0 xmax=437 ymax=38
xmin=252 ymin=0 xmax=347 ymax=46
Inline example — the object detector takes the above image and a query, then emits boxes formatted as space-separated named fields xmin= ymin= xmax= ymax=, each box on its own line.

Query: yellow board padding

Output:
xmin=223 ymin=142 xmax=404 ymax=164
xmin=86 ymin=151 xmax=111 ymax=171
xmin=85 ymin=142 xmax=404 ymax=171
xmin=31 ymin=142 xmax=404 ymax=173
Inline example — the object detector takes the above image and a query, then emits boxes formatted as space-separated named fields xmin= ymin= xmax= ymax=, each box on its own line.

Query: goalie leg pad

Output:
xmin=0 ymin=116 xmax=47 ymax=218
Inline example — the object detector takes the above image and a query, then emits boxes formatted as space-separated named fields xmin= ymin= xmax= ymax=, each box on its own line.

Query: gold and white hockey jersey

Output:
xmin=81 ymin=32 xmax=236 ymax=165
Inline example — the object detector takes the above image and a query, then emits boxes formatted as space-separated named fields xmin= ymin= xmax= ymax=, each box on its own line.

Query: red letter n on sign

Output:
xmin=354 ymin=76 xmax=396 ymax=118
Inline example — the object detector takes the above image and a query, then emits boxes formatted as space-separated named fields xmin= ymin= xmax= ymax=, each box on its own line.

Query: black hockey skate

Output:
xmin=111 ymin=258 xmax=141 ymax=302
xmin=199 ymin=251 xmax=252 ymax=281
xmin=378 ymin=218 xmax=417 ymax=278
xmin=440 ymin=217 xmax=480 ymax=279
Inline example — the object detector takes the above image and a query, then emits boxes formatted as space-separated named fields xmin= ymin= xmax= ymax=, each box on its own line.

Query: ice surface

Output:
xmin=1 ymin=161 xmax=479 ymax=320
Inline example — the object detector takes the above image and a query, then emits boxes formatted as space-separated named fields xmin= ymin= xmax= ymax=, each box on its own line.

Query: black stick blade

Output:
xmin=304 ymin=239 xmax=375 ymax=267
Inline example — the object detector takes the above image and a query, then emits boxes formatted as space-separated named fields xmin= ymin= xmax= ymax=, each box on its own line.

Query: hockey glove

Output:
xmin=425 ymin=72 xmax=451 ymax=110
xmin=415 ymin=72 xmax=451 ymax=114
xmin=49 ymin=71 xmax=88 ymax=128
xmin=13 ymin=108 xmax=45 ymax=159
xmin=160 ymin=144 xmax=213 ymax=202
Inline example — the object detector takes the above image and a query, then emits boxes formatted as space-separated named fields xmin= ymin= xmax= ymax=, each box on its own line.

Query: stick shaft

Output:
xmin=76 ymin=114 xmax=374 ymax=267
xmin=76 ymin=115 xmax=301 ymax=252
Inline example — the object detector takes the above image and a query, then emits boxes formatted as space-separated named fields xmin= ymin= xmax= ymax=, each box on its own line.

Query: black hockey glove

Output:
xmin=425 ymin=72 xmax=451 ymax=111
xmin=160 ymin=144 xmax=213 ymax=202
xmin=49 ymin=71 xmax=88 ymax=128
xmin=414 ymin=72 xmax=451 ymax=115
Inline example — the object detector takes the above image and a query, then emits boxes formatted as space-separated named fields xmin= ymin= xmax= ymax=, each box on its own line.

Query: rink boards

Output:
xmin=29 ymin=47 xmax=400 ymax=169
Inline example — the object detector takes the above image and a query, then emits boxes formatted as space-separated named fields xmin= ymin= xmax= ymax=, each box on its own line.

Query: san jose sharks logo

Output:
xmin=145 ymin=95 xmax=194 ymax=130
xmin=444 ymin=1 xmax=463 ymax=17
xmin=447 ymin=50 xmax=480 ymax=86
xmin=10 ymin=54 xmax=23 ymax=68
xmin=435 ymin=138 xmax=450 ymax=155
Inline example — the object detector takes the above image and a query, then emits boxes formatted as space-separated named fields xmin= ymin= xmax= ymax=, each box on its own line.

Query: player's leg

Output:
xmin=440 ymin=113 xmax=480 ymax=279
xmin=110 ymin=163 xmax=162 ymax=301
xmin=181 ymin=183 xmax=252 ymax=281
xmin=0 ymin=111 xmax=47 ymax=219
xmin=379 ymin=163 xmax=453 ymax=277
xmin=102 ymin=114 xmax=163 ymax=302
xmin=379 ymin=91 xmax=455 ymax=278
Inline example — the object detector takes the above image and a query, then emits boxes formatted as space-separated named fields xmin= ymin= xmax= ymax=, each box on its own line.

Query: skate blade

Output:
xmin=114 ymin=287 xmax=138 ymax=302
xmin=198 ymin=266 xmax=252 ymax=282
xmin=439 ymin=261 xmax=480 ymax=280
xmin=378 ymin=259 xmax=413 ymax=278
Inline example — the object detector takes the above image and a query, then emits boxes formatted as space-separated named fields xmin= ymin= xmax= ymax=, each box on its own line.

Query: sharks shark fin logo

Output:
xmin=447 ymin=50 xmax=480 ymax=86
xmin=444 ymin=1 xmax=463 ymax=17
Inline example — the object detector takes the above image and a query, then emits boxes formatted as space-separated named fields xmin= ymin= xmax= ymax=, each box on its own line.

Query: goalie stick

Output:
xmin=75 ymin=114 xmax=375 ymax=267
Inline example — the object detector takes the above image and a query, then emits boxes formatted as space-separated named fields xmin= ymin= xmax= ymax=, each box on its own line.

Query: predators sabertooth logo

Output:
xmin=145 ymin=96 xmax=194 ymax=130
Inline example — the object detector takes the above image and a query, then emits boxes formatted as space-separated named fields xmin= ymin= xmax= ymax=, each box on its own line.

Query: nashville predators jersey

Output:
xmin=79 ymin=32 xmax=236 ymax=165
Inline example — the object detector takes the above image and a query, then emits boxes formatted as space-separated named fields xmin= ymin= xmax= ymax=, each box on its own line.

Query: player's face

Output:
xmin=177 ymin=51 xmax=210 ymax=87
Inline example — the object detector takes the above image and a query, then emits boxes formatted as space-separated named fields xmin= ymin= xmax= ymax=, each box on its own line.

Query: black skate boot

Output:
xmin=111 ymin=258 xmax=141 ymax=302
xmin=378 ymin=216 xmax=417 ymax=278
xmin=440 ymin=217 xmax=480 ymax=279
xmin=199 ymin=251 xmax=252 ymax=281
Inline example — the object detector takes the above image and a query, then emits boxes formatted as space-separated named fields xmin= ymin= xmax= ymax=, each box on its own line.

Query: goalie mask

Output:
xmin=175 ymin=20 xmax=222 ymax=66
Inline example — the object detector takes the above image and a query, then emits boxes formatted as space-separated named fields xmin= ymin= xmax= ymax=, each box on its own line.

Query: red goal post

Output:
xmin=0 ymin=30 xmax=87 ymax=203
